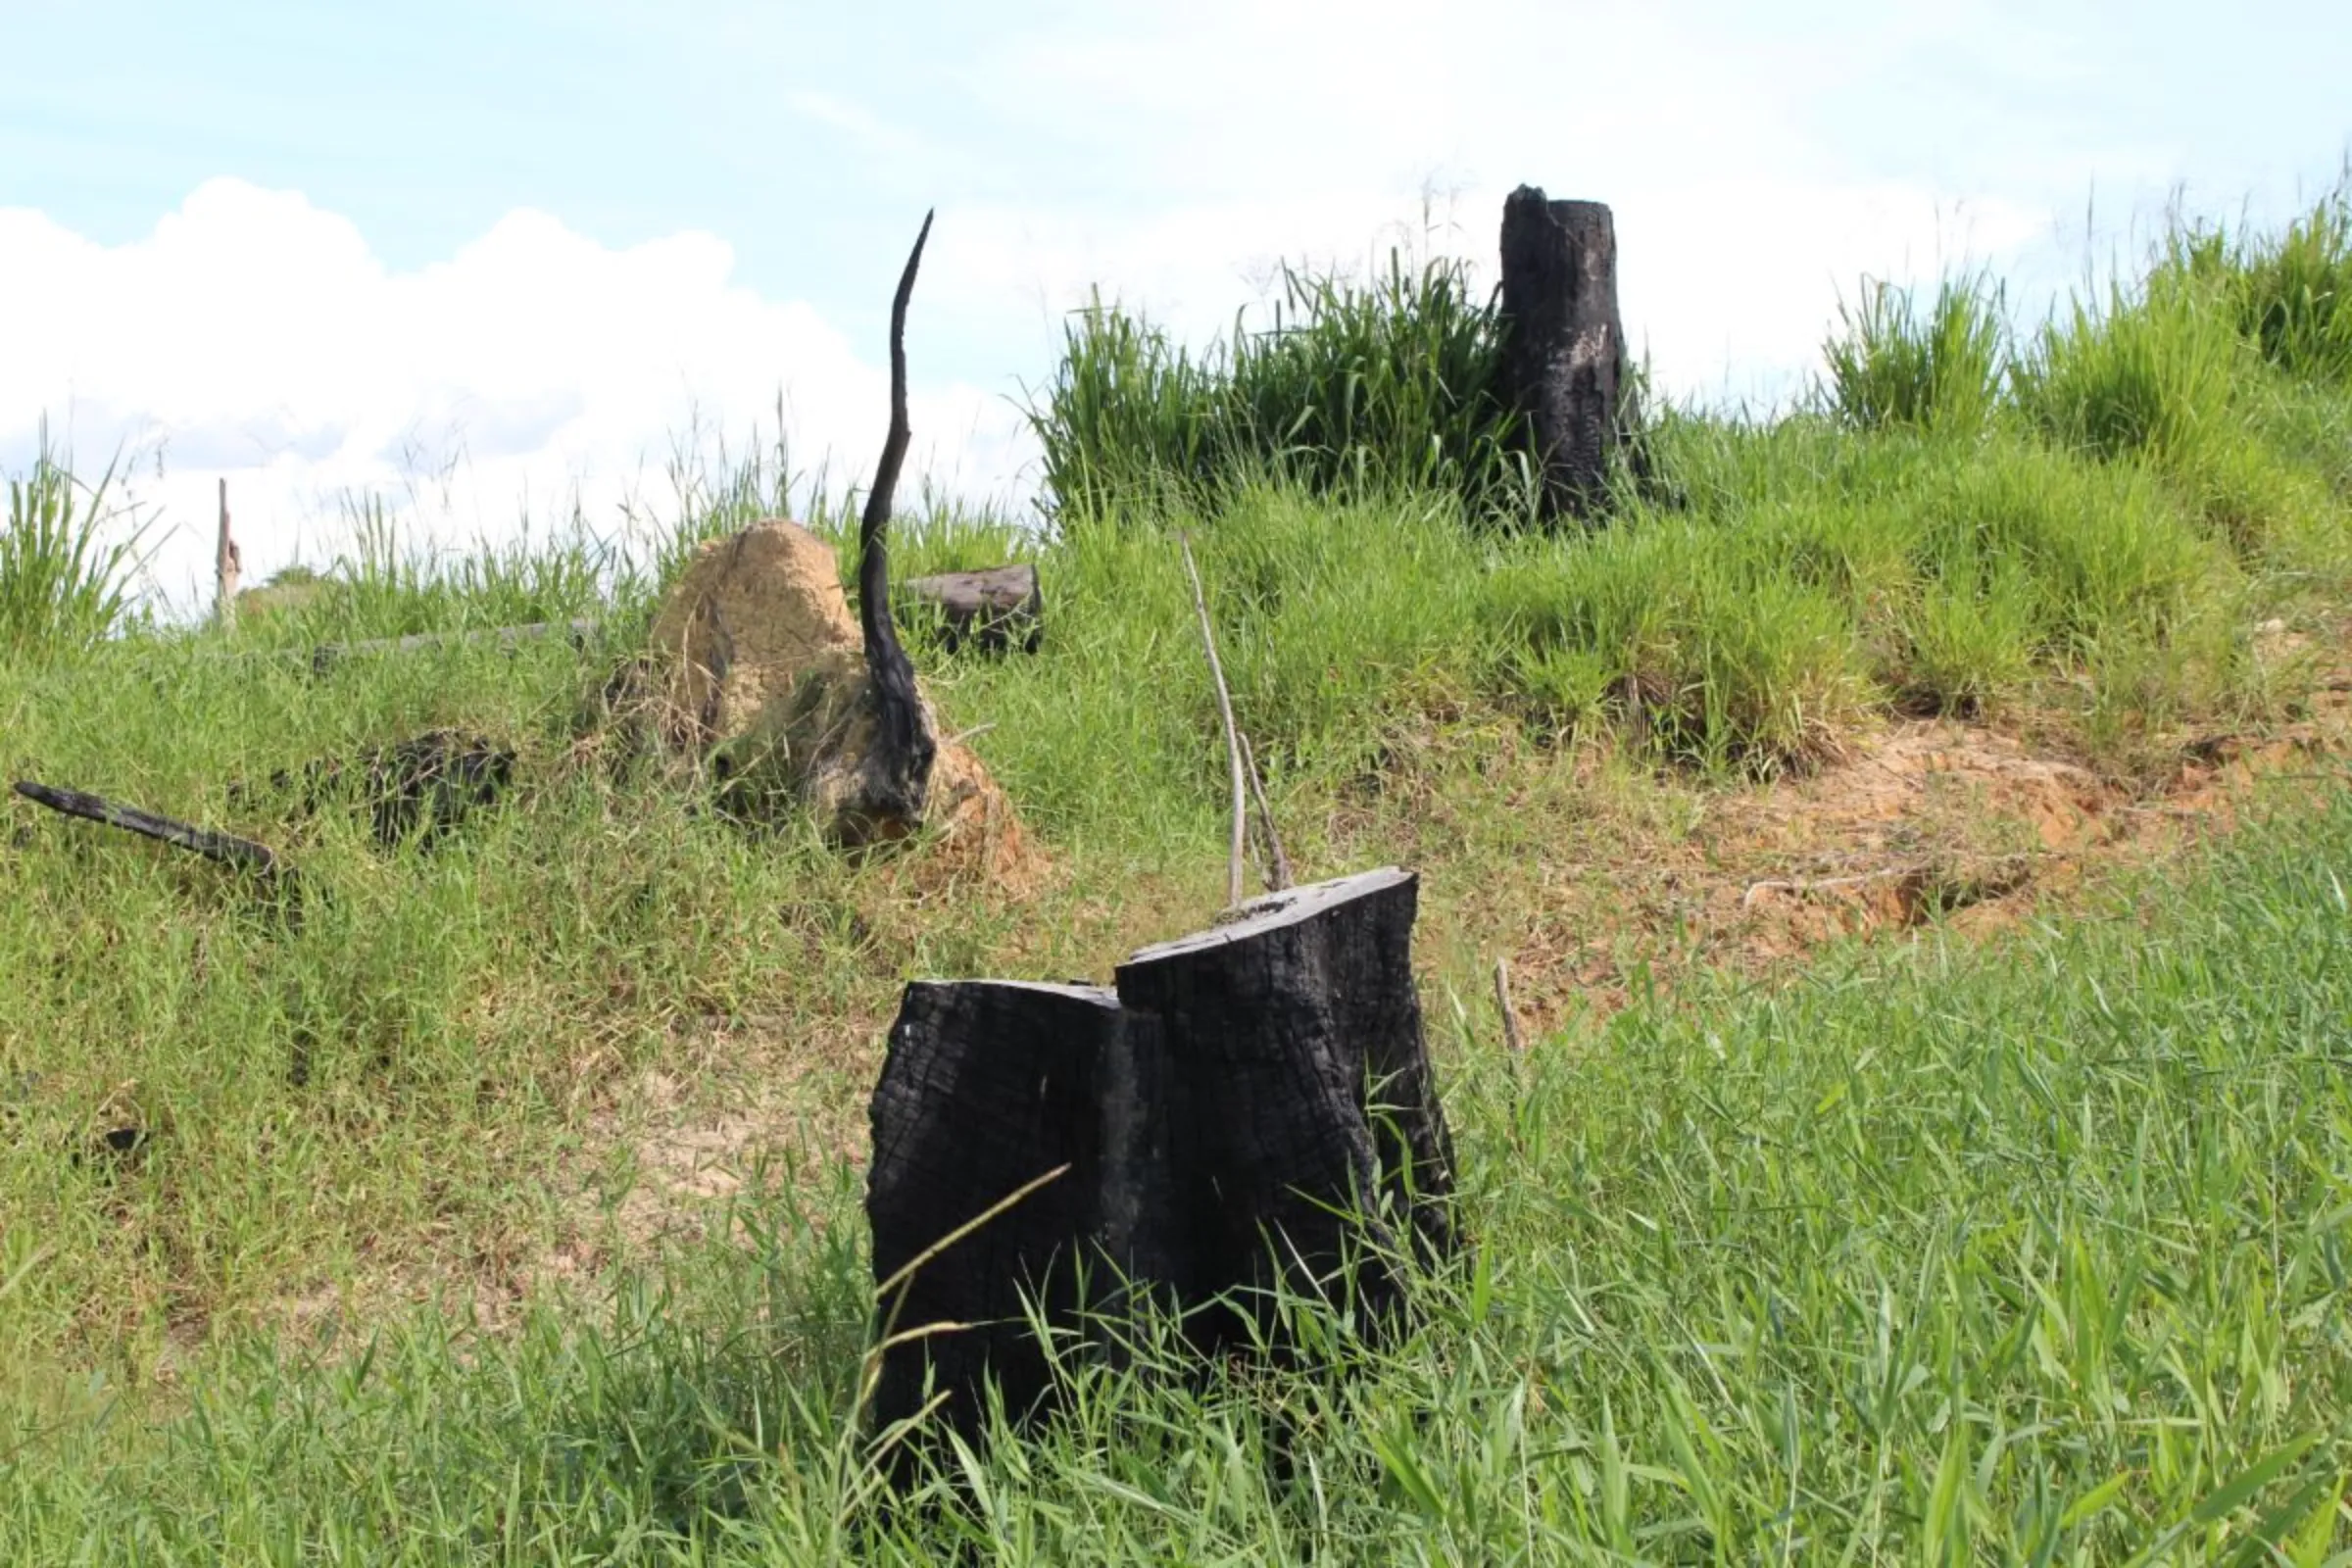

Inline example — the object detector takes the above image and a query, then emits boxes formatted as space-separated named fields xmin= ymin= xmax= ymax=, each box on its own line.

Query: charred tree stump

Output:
xmin=896 ymin=564 xmax=1044 ymax=655
xmin=863 ymin=866 xmax=1457 ymax=1472
xmin=854 ymin=212 xmax=940 ymax=825
xmin=1116 ymin=867 xmax=1457 ymax=1350
xmin=866 ymin=982 xmax=1172 ymax=1464
xmin=1498 ymin=186 xmax=1641 ymax=523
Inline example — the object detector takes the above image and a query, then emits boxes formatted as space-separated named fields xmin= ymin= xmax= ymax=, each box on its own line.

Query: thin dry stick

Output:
xmin=1178 ymin=530 xmax=1248 ymax=907
xmin=1494 ymin=958 xmax=1526 ymax=1054
xmin=1238 ymin=730 xmax=1293 ymax=893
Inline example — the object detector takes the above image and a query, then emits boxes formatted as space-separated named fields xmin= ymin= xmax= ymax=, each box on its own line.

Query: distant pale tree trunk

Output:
xmin=215 ymin=478 xmax=240 ymax=626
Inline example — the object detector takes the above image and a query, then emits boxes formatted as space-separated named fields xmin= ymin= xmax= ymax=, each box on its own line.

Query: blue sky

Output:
xmin=4 ymin=0 xmax=2347 ymax=612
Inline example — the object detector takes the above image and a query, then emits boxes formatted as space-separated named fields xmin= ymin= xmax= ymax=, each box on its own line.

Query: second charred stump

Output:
xmin=863 ymin=867 xmax=1458 ymax=1473
xmin=1497 ymin=186 xmax=1644 ymax=523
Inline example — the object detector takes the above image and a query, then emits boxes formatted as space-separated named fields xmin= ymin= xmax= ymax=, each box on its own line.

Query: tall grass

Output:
xmin=2011 ymin=265 xmax=2247 ymax=466
xmin=1223 ymin=251 xmax=1525 ymax=506
xmin=2180 ymin=175 xmax=2352 ymax=390
xmin=0 ymin=421 xmax=154 ymax=663
xmin=1023 ymin=250 xmax=1526 ymax=525
xmin=1822 ymin=271 xmax=2009 ymax=436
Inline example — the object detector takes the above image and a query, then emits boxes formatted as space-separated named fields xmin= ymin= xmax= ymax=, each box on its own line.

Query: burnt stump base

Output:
xmin=863 ymin=866 xmax=1458 ymax=1469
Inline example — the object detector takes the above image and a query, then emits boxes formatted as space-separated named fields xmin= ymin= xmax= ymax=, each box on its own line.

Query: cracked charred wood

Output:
xmin=865 ymin=981 xmax=1173 ymax=1470
xmin=895 ymin=564 xmax=1044 ymax=655
xmin=861 ymin=866 xmax=1457 ymax=1476
xmin=856 ymin=212 xmax=940 ymax=824
xmin=1115 ymin=866 xmax=1457 ymax=1351
xmin=1498 ymin=187 xmax=1644 ymax=523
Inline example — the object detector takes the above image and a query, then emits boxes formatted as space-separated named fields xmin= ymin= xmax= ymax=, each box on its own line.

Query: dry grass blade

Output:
xmin=1239 ymin=730 xmax=1293 ymax=892
xmin=1494 ymin=957 xmax=1525 ymax=1054
xmin=1178 ymin=530 xmax=1249 ymax=906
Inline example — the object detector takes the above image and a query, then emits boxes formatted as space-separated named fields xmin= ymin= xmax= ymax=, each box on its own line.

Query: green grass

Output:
xmin=1823 ymin=270 xmax=2009 ymax=437
xmin=0 ymin=419 xmax=156 ymax=664
xmin=1021 ymin=246 xmax=1530 ymax=525
xmin=5 ymin=760 xmax=2350 ymax=1562
xmin=4 ymin=170 xmax=2352 ymax=1564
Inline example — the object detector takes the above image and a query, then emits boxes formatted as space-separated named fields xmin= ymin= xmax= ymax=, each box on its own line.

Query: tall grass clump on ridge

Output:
xmin=2004 ymin=183 xmax=2352 ymax=567
xmin=0 ymin=422 xmax=154 ymax=663
xmin=2184 ymin=173 xmax=2352 ymax=390
xmin=1023 ymin=248 xmax=1525 ymax=524
xmin=2011 ymin=262 xmax=2246 ymax=468
xmin=1822 ymin=271 xmax=2009 ymax=436
xmin=1222 ymin=250 xmax=1525 ymax=506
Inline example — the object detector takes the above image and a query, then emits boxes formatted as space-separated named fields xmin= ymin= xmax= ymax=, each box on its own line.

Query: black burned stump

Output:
xmin=863 ymin=867 xmax=1457 ymax=1466
xmin=865 ymin=982 xmax=1169 ymax=1454
xmin=1497 ymin=186 xmax=1643 ymax=523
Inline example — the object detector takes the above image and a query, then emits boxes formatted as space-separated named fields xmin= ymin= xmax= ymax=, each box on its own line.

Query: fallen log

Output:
xmin=863 ymin=866 xmax=1457 ymax=1472
xmin=12 ymin=779 xmax=290 ymax=879
xmin=11 ymin=778 xmax=306 ymax=921
xmin=305 ymin=617 xmax=603 ymax=676
xmin=896 ymin=564 xmax=1043 ymax=655
xmin=15 ymin=730 xmax=512 ymax=899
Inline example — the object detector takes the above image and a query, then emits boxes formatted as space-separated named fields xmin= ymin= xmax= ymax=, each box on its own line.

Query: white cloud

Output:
xmin=930 ymin=0 xmax=2060 ymax=404
xmin=6 ymin=0 xmax=2100 ymax=622
xmin=0 ymin=178 xmax=1030 ymax=618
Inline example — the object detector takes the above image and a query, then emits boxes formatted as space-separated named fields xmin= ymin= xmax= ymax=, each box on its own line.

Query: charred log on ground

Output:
xmin=895 ymin=564 xmax=1044 ymax=655
xmin=11 ymin=778 xmax=307 ymax=923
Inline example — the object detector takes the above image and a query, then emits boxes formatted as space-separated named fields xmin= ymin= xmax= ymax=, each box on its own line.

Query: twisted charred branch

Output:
xmin=858 ymin=211 xmax=940 ymax=823
xmin=12 ymin=779 xmax=305 ymax=916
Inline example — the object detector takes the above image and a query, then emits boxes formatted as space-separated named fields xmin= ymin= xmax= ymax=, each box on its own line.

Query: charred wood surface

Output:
xmin=11 ymin=778 xmax=307 ymax=922
xmin=867 ymin=981 xmax=1171 ymax=1460
xmin=259 ymin=729 xmax=515 ymax=848
xmin=1116 ymin=866 xmax=1456 ymax=1350
xmin=862 ymin=867 xmax=1457 ymax=1469
xmin=856 ymin=213 xmax=940 ymax=823
xmin=1498 ymin=186 xmax=1639 ymax=522
xmin=12 ymin=779 xmax=289 ymax=879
